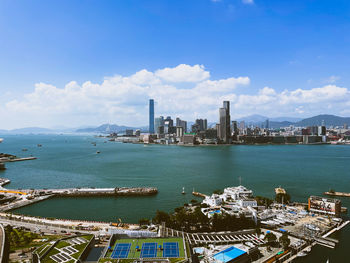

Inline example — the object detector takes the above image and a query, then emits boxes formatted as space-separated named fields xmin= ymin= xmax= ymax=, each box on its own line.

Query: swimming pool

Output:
xmin=213 ymin=246 xmax=246 ymax=263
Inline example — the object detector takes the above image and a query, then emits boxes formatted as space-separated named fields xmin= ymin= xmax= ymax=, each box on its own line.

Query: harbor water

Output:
xmin=0 ymin=134 xmax=349 ymax=262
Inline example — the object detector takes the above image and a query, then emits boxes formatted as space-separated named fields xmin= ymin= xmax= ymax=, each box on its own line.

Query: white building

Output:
xmin=203 ymin=194 xmax=223 ymax=207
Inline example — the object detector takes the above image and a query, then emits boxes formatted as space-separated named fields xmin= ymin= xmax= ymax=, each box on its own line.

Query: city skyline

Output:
xmin=1 ymin=0 xmax=350 ymax=129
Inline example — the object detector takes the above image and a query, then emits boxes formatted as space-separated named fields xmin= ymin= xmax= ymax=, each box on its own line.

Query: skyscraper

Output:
xmin=219 ymin=101 xmax=231 ymax=143
xmin=149 ymin=99 xmax=154 ymax=134
xmin=155 ymin=116 xmax=164 ymax=134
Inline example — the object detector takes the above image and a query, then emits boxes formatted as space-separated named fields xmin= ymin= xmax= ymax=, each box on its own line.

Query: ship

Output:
xmin=182 ymin=187 xmax=185 ymax=194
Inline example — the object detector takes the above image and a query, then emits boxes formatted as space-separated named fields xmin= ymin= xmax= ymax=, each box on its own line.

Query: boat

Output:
xmin=305 ymin=247 xmax=311 ymax=253
xmin=22 ymin=148 xmax=28 ymax=151
xmin=37 ymin=144 xmax=42 ymax=147
xmin=96 ymin=151 xmax=101 ymax=154
xmin=0 ymin=138 xmax=3 ymax=143
xmin=297 ymin=251 xmax=307 ymax=257
xmin=182 ymin=187 xmax=185 ymax=194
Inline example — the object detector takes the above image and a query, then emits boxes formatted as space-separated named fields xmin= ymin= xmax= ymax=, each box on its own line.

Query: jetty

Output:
xmin=324 ymin=191 xmax=350 ymax=197
xmin=192 ymin=191 xmax=207 ymax=198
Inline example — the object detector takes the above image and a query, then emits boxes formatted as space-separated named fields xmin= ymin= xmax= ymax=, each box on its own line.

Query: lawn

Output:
xmin=40 ymin=234 xmax=93 ymax=263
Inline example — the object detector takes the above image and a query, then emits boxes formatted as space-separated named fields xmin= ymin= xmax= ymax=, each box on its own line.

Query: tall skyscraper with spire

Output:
xmin=149 ymin=99 xmax=154 ymax=134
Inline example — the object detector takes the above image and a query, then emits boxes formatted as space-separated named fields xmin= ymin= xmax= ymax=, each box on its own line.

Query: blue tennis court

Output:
xmin=163 ymin=242 xmax=179 ymax=258
xmin=140 ymin=242 xmax=157 ymax=258
xmin=111 ymin=243 xmax=131 ymax=259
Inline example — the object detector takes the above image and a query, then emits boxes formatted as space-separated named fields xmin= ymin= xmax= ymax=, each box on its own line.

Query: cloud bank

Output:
xmin=1 ymin=64 xmax=350 ymax=129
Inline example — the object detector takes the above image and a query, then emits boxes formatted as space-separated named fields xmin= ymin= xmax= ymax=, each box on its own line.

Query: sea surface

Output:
xmin=0 ymin=134 xmax=349 ymax=262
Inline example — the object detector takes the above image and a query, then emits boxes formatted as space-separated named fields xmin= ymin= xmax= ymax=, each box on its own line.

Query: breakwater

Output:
xmin=324 ymin=191 xmax=350 ymax=197
xmin=22 ymin=187 xmax=158 ymax=197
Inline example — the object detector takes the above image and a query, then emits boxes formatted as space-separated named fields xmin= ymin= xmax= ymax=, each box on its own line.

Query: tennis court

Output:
xmin=163 ymin=242 xmax=179 ymax=258
xmin=111 ymin=243 xmax=131 ymax=259
xmin=140 ymin=242 xmax=157 ymax=258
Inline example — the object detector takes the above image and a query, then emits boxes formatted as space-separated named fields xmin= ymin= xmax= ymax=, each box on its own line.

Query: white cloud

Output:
xmin=242 ymin=0 xmax=254 ymax=5
xmin=1 ymin=64 xmax=350 ymax=129
xmin=155 ymin=64 xmax=210 ymax=83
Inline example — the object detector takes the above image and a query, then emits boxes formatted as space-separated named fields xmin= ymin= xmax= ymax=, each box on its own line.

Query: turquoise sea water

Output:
xmin=0 ymin=134 xmax=349 ymax=262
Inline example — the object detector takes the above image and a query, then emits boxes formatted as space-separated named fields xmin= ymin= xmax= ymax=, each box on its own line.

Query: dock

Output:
xmin=324 ymin=191 xmax=350 ymax=197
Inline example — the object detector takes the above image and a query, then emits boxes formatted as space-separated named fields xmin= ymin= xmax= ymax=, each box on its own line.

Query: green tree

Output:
xmin=279 ymin=233 xmax=290 ymax=250
xmin=275 ymin=193 xmax=291 ymax=204
xmin=138 ymin=218 xmax=150 ymax=226
xmin=213 ymin=189 xmax=223 ymax=195
xmin=153 ymin=210 xmax=170 ymax=225
xmin=264 ymin=232 xmax=277 ymax=244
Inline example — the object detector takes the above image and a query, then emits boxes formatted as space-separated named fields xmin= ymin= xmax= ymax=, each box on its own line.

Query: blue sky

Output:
xmin=1 ymin=0 xmax=350 ymax=129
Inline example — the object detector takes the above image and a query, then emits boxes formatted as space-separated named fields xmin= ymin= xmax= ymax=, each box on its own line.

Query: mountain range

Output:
xmin=0 ymin=114 xmax=349 ymax=134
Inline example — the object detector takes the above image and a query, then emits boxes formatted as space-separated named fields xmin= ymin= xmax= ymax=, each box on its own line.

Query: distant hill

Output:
xmin=236 ymin=114 xmax=350 ymax=128
xmin=76 ymin=124 xmax=147 ymax=133
xmin=237 ymin=114 xmax=302 ymax=124
xmin=295 ymin=114 xmax=350 ymax=127
xmin=9 ymin=127 xmax=54 ymax=134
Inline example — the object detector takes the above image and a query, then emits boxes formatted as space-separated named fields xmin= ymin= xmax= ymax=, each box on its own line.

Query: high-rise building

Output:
xmin=164 ymin=116 xmax=174 ymax=134
xmin=265 ymin=119 xmax=269 ymax=130
xmin=232 ymin=121 xmax=238 ymax=135
xmin=239 ymin=121 xmax=245 ymax=130
xmin=155 ymin=116 xmax=164 ymax=134
xmin=176 ymin=117 xmax=187 ymax=133
xmin=195 ymin=119 xmax=207 ymax=131
xmin=149 ymin=99 xmax=154 ymax=134
xmin=219 ymin=101 xmax=231 ymax=143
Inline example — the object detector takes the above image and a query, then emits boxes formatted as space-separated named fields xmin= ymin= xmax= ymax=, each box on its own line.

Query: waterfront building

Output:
xmin=182 ymin=133 xmax=195 ymax=144
xmin=149 ymin=99 xmax=154 ymax=134
xmin=265 ymin=119 xmax=269 ymax=130
xmin=135 ymin=129 xmax=141 ymax=136
xmin=155 ymin=116 xmax=164 ymax=134
xmin=219 ymin=101 xmax=231 ymax=143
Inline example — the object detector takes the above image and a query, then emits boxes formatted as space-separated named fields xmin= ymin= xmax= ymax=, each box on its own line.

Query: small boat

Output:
xmin=305 ymin=247 xmax=311 ymax=253
xmin=96 ymin=151 xmax=101 ymax=154
xmin=182 ymin=187 xmax=185 ymax=194
xmin=297 ymin=251 xmax=307 ymax=257
xmin=37 ymin=144 xmax=42 ymax=147
xmin=22 ymin=148 xmax=28 ymax=151
xmin=0 ymin=138 xmax=3 ymax=143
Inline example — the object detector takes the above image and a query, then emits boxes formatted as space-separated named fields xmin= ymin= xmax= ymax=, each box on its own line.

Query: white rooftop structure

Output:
xmin=224 ymin=185 xmax=253 ymax=200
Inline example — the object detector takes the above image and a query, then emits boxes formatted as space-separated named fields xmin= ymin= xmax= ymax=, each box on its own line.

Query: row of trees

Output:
xmin=264 ymin=232 xmax=290 ymax=250
xmin=148 ymin=205 xmax=256 ymax=233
